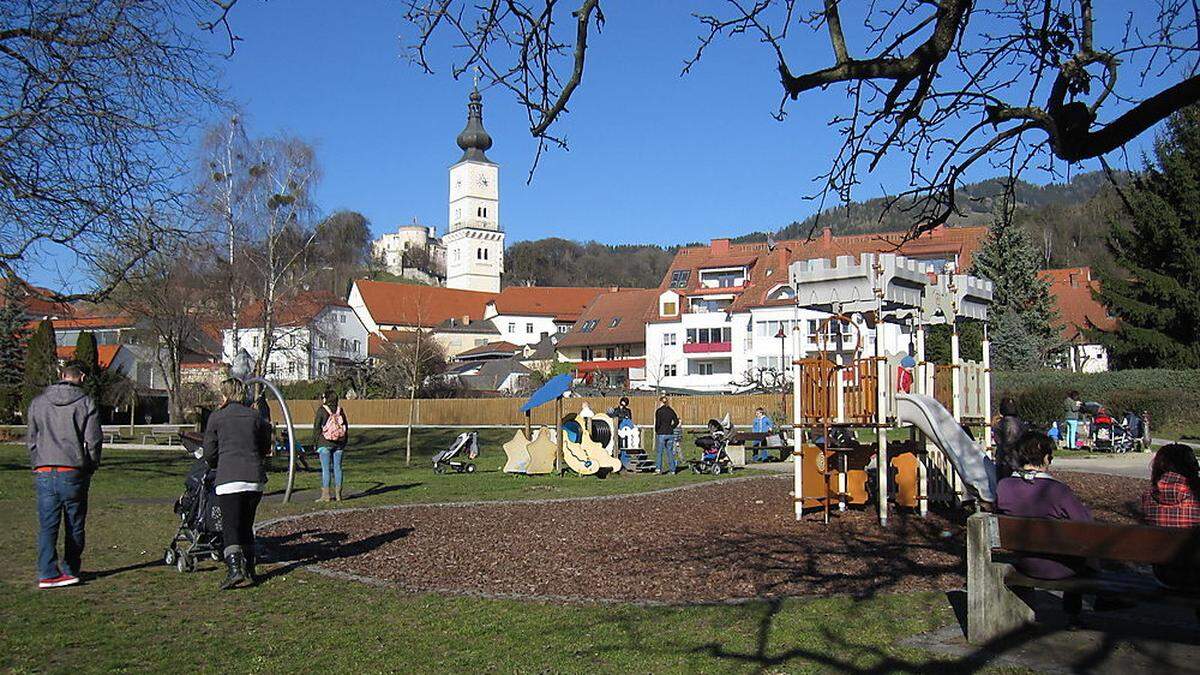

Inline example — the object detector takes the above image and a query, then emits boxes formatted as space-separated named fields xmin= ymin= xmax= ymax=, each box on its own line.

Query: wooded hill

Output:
xmin=503 ymin=171 xmax=1129 ymax=288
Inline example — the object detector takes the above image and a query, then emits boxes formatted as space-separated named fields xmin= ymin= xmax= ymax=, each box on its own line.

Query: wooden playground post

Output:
xmin=950 ymin=322 xmax=962 ymax=421
xmin=525 ymin=410 xmax=532 ymax=439
xmin=915 ymin=319 xmax=929 ymax=517
xmin=981 ymin=323 xmax=993 ymax=450
xmin=792 ymin=356 xmax=803 ymax=520
xmin=874 ymin=308 xmax=889 ymax=527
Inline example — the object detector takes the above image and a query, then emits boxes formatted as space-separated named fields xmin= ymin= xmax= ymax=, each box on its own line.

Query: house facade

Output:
xmin=642 ymin=226 xmax=988 ymax=392
xmin=557 ymin=288 xmax=658 ymax=389
xmin=223 ymin=292 xmax=369 ymax=382
xmin=1038 ymin=266 xmax=1116 ymax=373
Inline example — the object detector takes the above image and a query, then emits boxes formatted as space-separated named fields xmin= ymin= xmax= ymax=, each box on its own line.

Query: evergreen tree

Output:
xmin=1097 ymin=106 xmax=1200 ymax=368
xmin=21 ymin=318 xmax=58 ymax=414
xmin=972 ymin=208 xmax=1061 ymax=369
xmin=0 ymin=280 xmax=28 ymax=423
xmin=73 ymin=331 xmax=102 ymax=402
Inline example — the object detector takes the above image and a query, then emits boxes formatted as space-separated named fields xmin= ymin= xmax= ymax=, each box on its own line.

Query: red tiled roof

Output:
xmin=238 ymin=291 xmax=349 ymax=328
xmin=491 ymin=286 xmax=608 ymax=321
xmin=558 ymin=288 xmax=659 ymax=347
xmin=56 ymin=344 xmax=121 ymax=369
xmin=1037 ymin=267 xmax=1117 ymax=342
xmin=368 ymin=329 xmax=418 ymax=357
xmin=0 ymin=277 xmax=73 ymax=319
xmin=354 ymin=280 xmax=496 ymax=328
xmin=27 ymin=315 xmax=136 ymax=332
xmin=575 ymin=358 xmax=646 ymax=372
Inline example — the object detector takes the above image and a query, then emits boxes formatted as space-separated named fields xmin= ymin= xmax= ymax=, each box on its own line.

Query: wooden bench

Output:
xmin=141 ymin=426 xmax=181 ymax=446
xmin=967 ymin=512 xmax=1200 ymax=643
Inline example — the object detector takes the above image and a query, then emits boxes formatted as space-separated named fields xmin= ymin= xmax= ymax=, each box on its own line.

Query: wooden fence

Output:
xmin=270 ymin=393 xmax=795 ymax=428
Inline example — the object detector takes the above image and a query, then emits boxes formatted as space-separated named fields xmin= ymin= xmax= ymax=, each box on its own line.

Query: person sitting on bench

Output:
xmin=997 ymin=432 xmax=1094 ymax=614
xmin=1141 ymin=443 xmax=1200 ymax=588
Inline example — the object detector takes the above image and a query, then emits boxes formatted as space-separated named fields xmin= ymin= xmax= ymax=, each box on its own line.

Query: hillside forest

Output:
xmin=504 ymin=170 xmax=1128 ymax=288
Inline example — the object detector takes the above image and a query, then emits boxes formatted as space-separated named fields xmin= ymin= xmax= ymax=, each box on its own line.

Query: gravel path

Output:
xmin=257 ymin=473 xmax=1148 ymax=604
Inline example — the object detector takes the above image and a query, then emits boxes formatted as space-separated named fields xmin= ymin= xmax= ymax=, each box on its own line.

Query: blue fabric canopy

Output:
xmin=519 ymin=373 xmax=572 ymax=413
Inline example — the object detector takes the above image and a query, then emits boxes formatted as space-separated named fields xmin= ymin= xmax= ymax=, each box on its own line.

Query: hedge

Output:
xmin=992 ymin=369 xmax=1200 ymax=433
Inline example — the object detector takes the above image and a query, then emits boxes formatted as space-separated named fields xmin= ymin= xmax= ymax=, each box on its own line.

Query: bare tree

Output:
xmin=0 ymin=0 xmax=228 ymax=297
xmin=373 ymin=326 xmax=447 ymax=465
xmin=395 ymin=1 xmax=1200 ymax=236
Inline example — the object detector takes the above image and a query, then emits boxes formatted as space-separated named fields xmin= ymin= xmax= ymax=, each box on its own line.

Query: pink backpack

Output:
xmin=321 ymin=405 xmax=347 ymax=442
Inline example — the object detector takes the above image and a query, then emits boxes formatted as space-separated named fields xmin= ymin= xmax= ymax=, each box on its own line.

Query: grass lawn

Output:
xmin=0 ymin=428 xmax=975 ymax=673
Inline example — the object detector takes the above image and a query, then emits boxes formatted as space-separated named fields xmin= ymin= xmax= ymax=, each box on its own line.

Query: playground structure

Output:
xmin=503 ymin=374 xmax=626 ymax=477
xmin=787 ymin=253 xmax=996 ymax=525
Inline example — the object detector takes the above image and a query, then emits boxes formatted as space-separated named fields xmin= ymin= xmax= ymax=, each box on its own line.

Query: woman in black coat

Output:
xmin=992 ymin=397 xmax=1027 ymax=480
xmin=203 ymin=378 xmax=272 ymax=589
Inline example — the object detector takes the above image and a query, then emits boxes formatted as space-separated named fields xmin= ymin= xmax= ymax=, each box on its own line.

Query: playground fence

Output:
xmin=269 ymin=393 xmax=796 ymax=428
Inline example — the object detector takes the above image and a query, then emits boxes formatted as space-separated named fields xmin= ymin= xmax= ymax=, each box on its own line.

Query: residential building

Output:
xmin=455 ymin=340 xmax=521 ymax=362
xmin=557 ymin=288 xmax=659 ymax=389
xmin=222 ymin=292 xmax=369 ymax=382
xmin=347 ymin=279 xmax=494 ymax=333
xmin=484 ymin=285 xmax=607 ymax=345
xmin=1038 ymin=266 xmax=1116 ymax=372
xmin=642 ymin=226 xmax=988 ymax=392
xmin=432 ymin=315 xmax=501 ymax=357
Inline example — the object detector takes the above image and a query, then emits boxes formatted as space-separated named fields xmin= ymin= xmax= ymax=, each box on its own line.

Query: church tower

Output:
xmin=444 ymin=87 xmax=504 ymax=293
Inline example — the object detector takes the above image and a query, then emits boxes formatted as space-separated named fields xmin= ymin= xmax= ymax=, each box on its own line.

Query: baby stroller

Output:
xmin=163 ymin=433 xmax=223 ymax=573
xmin=433 ymin=431 xmax=479 ymax=474
xmin=691 ymin=415 xmax=734 ymax=475
xmin=1092 ymin=407 xmax=1140 ymax=453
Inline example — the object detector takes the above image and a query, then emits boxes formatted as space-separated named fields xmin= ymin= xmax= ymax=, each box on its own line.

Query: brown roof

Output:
xmin=1038 ymin=267 xmax=1117 ymax=342
xmin=558 ymin=288 xmax=659 ymax=347
xmin=26 ymin=314 xmax=136 ymax=332
xmin=238 ymin=291 xmax=349 ymax=328
xmin=0 ymin=277 xmax=73 ymax=319
xmin=491 ymin=286 xmax=608 ymax=321
xmin=368 ymin=329 xmax=418 ymax=357
xmin=354 ymin=280 xmax=496 ymax=328
xmin=656 ymin=225 xmax=988 ymax=316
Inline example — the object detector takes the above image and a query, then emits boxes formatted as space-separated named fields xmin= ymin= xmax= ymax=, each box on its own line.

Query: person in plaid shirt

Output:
xmin=1140 ymin=443 xmax=1200 ymax=587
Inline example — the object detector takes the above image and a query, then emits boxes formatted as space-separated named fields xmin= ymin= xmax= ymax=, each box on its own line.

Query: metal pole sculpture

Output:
xmin=231 ymin=350 xmax=299 ymax=504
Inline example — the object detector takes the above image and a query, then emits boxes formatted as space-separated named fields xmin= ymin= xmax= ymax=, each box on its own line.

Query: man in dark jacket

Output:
xmin=27 ymin=361 xmax=103 ymax=588
xmin=654 ymin=396 xmax=680 ymax=474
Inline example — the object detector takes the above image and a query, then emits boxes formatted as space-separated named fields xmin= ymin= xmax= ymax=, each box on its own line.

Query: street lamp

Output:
xmin=775 ymin=326 xmax=787 ymax=415
xmin=232 ymin=348 xmax=300 ymax=503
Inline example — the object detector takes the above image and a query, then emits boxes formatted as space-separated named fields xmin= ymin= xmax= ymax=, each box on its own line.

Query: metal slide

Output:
xmin=895 ymin=393 xmax=997 ymax=503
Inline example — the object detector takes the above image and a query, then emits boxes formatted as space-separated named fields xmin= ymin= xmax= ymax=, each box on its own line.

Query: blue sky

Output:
xmin=202 ymin=1 xmax=1153 ymax=249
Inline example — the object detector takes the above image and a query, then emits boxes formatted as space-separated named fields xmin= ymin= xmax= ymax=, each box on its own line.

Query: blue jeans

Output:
xmin=1065 ymin=420 xmax=1079 ymax=449
xmin=655 ymin=434 xmax=676 ymax=473
xmin=754 ymin=444 xmax=773 ymax=462
xmin=34 ymin=470 xmax=91 ymax=579
xmin=318 ymin=447 xmax=343 ymax=488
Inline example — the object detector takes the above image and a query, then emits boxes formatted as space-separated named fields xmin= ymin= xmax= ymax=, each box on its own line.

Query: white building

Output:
xmin=483 ymin=286 xmax=606 ymax=346
xmin=223 ymin=292 xmax=369 ymax=382
xmin=445 ymin=88 xmax=504 ymax=293
xmin=642 ymin=230 xmax=988 ymax=392
xmin=372 ymin=222 xmax=445 ymax=284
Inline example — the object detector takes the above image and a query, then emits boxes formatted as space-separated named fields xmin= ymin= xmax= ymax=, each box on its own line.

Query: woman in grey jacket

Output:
xmin=203 ymin=378 xmax=272 ymax=589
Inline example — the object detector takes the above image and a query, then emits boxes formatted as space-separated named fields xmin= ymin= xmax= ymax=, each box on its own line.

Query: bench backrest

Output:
xmin=996 ymin=515 xmax=1200 ymax=566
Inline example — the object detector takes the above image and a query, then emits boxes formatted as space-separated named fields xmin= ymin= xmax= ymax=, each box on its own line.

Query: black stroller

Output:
xmin=691 ymin=416 xmax=734 ymax=475
xmin=433 ymin=431 xmax=480 ymax=474
xmin=163 ymin=433 xmax=223 ymax=573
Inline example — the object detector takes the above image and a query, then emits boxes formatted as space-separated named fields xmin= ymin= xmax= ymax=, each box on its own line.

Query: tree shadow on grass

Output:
xmin=86 ymin=560 xmax=162 ymax=581
xmin=350 ymin=482 xmax=423 ymax=500
xmin=255 ymin=525 xmax=414 ymax=582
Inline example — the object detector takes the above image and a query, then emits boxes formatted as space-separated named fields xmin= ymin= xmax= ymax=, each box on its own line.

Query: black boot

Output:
xmin=220 ymin=551 xmax=247 ymax=590
xmin=244 ymin=548 xmax=257 ymax=586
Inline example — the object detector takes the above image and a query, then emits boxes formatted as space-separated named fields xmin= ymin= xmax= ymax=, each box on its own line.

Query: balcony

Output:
xmin=683 ymin=341 xmax=732 ymax=354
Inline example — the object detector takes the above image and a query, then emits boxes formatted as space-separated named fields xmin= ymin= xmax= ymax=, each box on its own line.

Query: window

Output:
xmin=252 ymin=335 xmax=259 ymax=348
xmin=669 ymin=270 xmax=691 ymax=288
xmin=767 ymin=285 xmax=796 ymax=300
xmin=557 ymin=325 xmax=568 ymax=333
xmin=663 ymin=364 xmax=677 ymax=377
xmin=581 ymin=348 xmax=594 ymax=361
xmin=318 ymin=362 xmax=327 ymax=376
xmin=609 ymin=317 xmax=621 ymax=328
xmin=475 ymin=338 xmax=487 ymax=346
xmin=697 ymin=362 xmax=714 ymax=376
xmin=662 ymin=332 xmax=677 ymax=346
xmin=580 ymin=319 xmax=599 ymax=333
xmin=758 ymin=319 xmax=798 ymax=337
xmin=340 ymin=338 xmax=348 ymax=351
xmin=318 ymin=335 xmax=327 ymax=349
xmin=526 ymin=323 xmax=534 ymax=334
xmin=508 ymin=322 xmax=516 ymax=333
xmin=685 ymin=327 xmax=732 ymax=344
xmin=483 ymin=207 xmax=488 ymax=218
xmin=477 ymin=248 xmax=483 ymax=260
xmin=339 ymin=314 xmax=346 ymax=323
xmin=661 ymin=301 xmax=677 ymax=316
xmin=353 ymin=339 xmax=360 ymax=353
xmin=605 ymin=347 xmax=616 ymax=360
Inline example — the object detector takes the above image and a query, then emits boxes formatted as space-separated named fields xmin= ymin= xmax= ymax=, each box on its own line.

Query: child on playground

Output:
xmin=752 ymin=408 xmax=775 ymax=462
